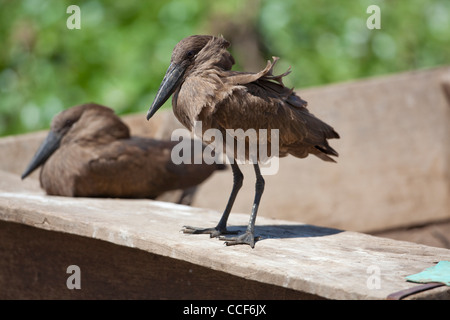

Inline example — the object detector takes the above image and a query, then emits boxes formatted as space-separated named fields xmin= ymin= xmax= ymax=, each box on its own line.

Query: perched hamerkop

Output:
xmin=21 ymin=103 xmax=224 ymax=203
xmin=147 ymin=35 xmax=339 ymax=248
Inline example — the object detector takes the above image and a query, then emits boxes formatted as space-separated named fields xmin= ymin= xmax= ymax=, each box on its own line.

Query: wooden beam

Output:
xmin=1 ymin=170 xmax=450 ymax=299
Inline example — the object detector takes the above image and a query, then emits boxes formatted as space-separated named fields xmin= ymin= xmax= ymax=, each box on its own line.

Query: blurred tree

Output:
xmin=0 ymin=0 xmax=449 ymax=136
xmin=257 ymin=0 xmax=450 ymax=88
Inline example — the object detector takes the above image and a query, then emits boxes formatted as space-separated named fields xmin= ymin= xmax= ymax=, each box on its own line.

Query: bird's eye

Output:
xmin=64 ymin=119 xmax=74 ymax=127
xmin=186 ymin=50 xmax=195 ymax=58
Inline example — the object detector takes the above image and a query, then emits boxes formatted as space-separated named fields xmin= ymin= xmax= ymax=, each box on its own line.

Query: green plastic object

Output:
xmin=406 ymin=261 xmax=450 ymax=286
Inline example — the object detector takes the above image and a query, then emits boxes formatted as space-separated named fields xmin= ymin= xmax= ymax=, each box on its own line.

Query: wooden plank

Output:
xmin=1 ymin=220 xmax=318 ymax=300
xmin=1 ymin=170 xmax=450 ymax=300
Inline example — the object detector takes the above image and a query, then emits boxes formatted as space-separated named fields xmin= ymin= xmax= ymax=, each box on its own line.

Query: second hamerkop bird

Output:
xmin=146 ymin=35 xmax=339 ymax=248
xmin=21 ymin=103 xmax=224 ymax=203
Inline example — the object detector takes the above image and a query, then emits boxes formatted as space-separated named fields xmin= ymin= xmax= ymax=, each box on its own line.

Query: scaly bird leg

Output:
xmin=220 ymin=163 xmax=264 ymax=248
xmin=182 ymin=161 xmax=243 ymax=237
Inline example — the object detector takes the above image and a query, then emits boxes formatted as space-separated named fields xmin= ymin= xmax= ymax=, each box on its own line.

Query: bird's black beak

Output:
xmin=21 ymin=130 xmax=62 ymax=180
xmin=146 ymin=63 xmax=185 ymax=120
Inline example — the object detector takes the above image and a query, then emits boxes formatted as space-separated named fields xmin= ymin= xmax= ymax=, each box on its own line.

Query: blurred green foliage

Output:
xmin=0 ymin=0 xmax=449 ymax=136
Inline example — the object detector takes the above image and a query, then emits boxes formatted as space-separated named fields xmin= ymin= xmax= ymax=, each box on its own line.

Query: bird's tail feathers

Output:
xmin=313 ymin=144 xmax=339 ymax=163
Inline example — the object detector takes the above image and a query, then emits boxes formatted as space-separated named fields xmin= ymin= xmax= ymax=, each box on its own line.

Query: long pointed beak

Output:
xmin=146 ymin=63 xmax=185 ymax=120
xmin=21 ymin=130 xmax=62 ymax=180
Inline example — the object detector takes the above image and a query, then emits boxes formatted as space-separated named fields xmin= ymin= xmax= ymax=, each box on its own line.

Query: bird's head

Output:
xmin=146 ymin=35 xmax=233 ymax=120
xmin=21 ymin=103 xmax=126 ymax=179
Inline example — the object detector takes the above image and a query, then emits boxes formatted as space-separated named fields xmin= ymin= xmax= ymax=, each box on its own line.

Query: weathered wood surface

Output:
xmin=1 ymin=219 xmax=317 ymax=300
xmin=1 ymin=170 xmax=450 ymax=299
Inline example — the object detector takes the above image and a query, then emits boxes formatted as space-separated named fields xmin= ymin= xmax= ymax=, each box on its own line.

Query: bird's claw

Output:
xmin=219 ymin=232 xmax=260 ymax=248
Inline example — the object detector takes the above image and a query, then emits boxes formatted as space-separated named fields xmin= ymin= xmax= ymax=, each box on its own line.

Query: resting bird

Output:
xmin=21 ymin=103 xmax=224 ymax=204
xmin=146 ymin=35 xmax=339 ymax=247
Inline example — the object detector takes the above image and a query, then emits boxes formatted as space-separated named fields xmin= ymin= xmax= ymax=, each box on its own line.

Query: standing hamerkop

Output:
xmin=146 ymin=35 xmax=339 ymax=248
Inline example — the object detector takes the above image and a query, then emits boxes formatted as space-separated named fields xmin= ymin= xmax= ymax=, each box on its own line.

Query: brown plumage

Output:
xmin=21 ymin=103 xmax=224 ymax=203
xmin=147 ymin=35 xmax=339 ymax=247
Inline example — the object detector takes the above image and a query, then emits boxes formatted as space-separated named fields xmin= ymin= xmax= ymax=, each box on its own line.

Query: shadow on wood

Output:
xmin=222 ymin=224 xmax=343 ymax=241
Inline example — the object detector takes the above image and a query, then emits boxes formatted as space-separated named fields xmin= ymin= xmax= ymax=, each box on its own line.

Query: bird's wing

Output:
xmin=224 ymin=57 xmax=307 ymax=107
xmin=208 ymin=58 xmax=311 ymax=142
xmin=80 ymin=138 xmax=218 ymax=197
xmin=68 ymin=138 xmax=172 ymax=197
xmin=175 ymin=58 xmax=290 ymax=128
xmin=40 ymin=138 xmax=178 ymax=198
xmin=213 ymin=58 xmax=339 ymax=158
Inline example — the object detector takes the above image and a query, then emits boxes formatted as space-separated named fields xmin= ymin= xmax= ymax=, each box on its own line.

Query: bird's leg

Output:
xmin=182 ymin=161 xmax=243 ymax=237
xmin=220 ymin=163 xmax=264 ymax=248
xmin=177 ymin=186 xmax=198 ymax=206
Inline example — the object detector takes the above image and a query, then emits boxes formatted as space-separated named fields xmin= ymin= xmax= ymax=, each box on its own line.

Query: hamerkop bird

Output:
xmin=21 ymin=103 xmax=224 ymax=203
xmin=146 ymin=35 xmax=339 ymax=247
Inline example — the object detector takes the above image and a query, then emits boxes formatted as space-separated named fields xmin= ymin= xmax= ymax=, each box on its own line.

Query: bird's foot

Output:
xmin=182 ymin=225 xmax=239 ymax=238
xmin=219 ymin=231 xmax=260 ymax=248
